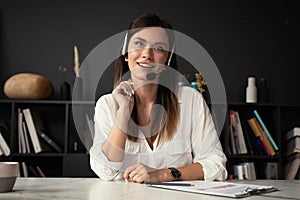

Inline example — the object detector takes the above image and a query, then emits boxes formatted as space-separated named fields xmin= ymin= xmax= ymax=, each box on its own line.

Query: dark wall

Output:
xmin=0 ymin=0 xmax=299 ymax=104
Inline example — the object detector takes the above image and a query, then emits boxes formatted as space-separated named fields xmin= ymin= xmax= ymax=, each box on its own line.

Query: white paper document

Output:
xmin=145 ymin=180 xmax=277 ymax=198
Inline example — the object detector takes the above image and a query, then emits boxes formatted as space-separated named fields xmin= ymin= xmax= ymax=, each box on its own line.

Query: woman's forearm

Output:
xmin=156 ymin=163 xmax=204 ymax=182
xmin=101 ymin=108 xmax=130 ymax=162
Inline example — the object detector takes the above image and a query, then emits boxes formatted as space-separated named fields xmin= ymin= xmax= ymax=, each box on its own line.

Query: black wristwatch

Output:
xmin=168 ymin=167 xmax=181 ymax=181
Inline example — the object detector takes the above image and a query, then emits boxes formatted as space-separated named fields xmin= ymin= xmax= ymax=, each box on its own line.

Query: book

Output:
xmin=36 ymin=165 xmax=46 ymax=177
xmin=286 ymin=147 xmax=300 ymax=156
xmin=243 ymin=121 xmax=264 ymax=155
xmin=0 ymin=119 xmax=10 ymax=156
xmin=247 ymin=118 xmax=275 ymax=156
xmin=253 ymin=110 xmax=278 ymax=151
xmin=23 ymin=108 xmax=42 ymax=153
xmin=229 ymin=110 xmax=240 ymax=154
xmin=18 ymin=109 xmax=27 ymax=153
xmin=253 ymin=118 xmax=276 ymax=156
xmin=285 ymin=153 xmax=300 ymax=180
xmin=145 ymin=180 xmax=277 ymax=198
xmin=28 ymin=165 xmax=40 ymax=177
xmin=229 ymin=123 xmax=236 ymax=155
xmin=247 ymin=118 xmax=269 ymax=155
xmin=255 ymin=135 xmax=269 ymax=155
xmin=21 ymin=162 xmax=28 ymax=177
xmin=0 ymin=130 xmax=10 ymax=156
xmin=86 ymin=114 xmax=95 ymax=140
xmin=286 ymin=127 xmax=300 ymax=141
xmin=22 ymin=121 xmax=32 ymax=153
xmin=30 ymin=111 xmax=63 ymax=153
xmin=233 ymin=111 xmax=247 ymax=154
xmin=39 ymin=131 xmax=62 ymax=153
xmin=286 ymin=136 xmax=300 ymax=152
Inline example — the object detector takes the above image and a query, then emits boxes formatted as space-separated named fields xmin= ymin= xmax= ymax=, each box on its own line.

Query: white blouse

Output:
xmin=90 ymin=86 xmax=227 ymax=181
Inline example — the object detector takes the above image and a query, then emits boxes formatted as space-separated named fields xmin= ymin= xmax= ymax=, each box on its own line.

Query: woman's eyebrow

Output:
xmin=133 ymin=37 xmax=147 ymax=42
xmin=133 ymin=37 xmax=168 ymax=47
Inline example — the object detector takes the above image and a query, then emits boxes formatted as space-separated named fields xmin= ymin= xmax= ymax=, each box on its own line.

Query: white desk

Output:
xmin=0 ymin=178 xmax=299 ymax=200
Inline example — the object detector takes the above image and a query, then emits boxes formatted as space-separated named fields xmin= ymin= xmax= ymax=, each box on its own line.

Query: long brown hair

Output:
xmin=114 ymin=13 xmax=179 ymax=144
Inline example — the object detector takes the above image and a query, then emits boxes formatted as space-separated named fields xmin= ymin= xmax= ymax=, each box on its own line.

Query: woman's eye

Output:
xmin=154 ymin=46 xmax=165 ymax=52
xmin=135 ymin=41 xmax=144 ymax=47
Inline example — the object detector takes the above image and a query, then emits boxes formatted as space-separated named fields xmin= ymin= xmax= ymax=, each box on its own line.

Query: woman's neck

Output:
xmin=134 ymin=83 xmax=158 ymax=105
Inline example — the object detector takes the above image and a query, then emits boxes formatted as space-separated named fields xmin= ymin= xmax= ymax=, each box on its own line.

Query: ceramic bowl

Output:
xmin=0 ymin=162 xmax=19 ymax=192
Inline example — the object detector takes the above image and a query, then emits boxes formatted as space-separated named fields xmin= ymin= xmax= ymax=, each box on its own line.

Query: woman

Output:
xmin=90 ymin=13 xmax=227 ymax=183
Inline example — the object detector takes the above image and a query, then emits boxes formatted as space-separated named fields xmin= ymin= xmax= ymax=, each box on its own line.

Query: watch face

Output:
xmin=169 ymin=167 xmax=181 ymax=180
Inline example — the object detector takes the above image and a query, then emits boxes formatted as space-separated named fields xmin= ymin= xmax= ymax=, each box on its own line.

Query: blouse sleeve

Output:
xmin=190 ymin=90 xmax=228 ymax=181
xmin=89 ymin=95 xmax=124 ymax=181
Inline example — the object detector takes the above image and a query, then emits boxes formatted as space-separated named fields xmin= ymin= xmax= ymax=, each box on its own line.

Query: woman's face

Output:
xmin=127 ymin=27 xmax=170 ymax=81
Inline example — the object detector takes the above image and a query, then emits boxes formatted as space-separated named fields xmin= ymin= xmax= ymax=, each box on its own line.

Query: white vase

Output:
xmin=246 ymin=77 xmax=257 ymax=103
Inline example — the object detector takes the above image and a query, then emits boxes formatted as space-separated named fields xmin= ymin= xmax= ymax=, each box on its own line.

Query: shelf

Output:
xmin=12 ymin=153 xmax=65 ymax=157
xmin=0 ymin=100 xmax=91 ymax=177
xmin=1 ymin=99 xmax=300 ymax=179
xmin=227 ymin=155 xmax=280 ymax=161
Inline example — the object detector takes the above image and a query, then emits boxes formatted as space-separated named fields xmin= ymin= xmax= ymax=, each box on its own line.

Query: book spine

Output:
xmin=254 ymin=110 xmax=278 ymax=151
xmin=0 ymin=131 xmax=10 ymax=156
xmin=18 ymin=109 xmax=27 ymax=154
xmin=234 ymin=111 xmax=247 ymax=154
xmin=21 ymin=162 xmax=28 ymax=177
xmin=286 ymin=137 xmax=300 ymax=151
xmin=229 ymin=123 xmax=237 ymax=155
xmin=36 ymin=166 xmax=46 ymax=177
xmin=253 ymin=118 xmax=276 ymax=156
xmin=248 ymin=118 xmax=270 ymax=155
xmin=38 ymin=131 xmax=62 ymax=153
xmin=286 ymin=128 xmax=300 ymax=141
xmin=22 ymin=122 xmax=31 ymax=153
xmin=230 ymin=110 xmax=240 ymax=154
xmin=255 ymin=136 xmax=270 ymax=155
xmin=23 ymin=108 xmax=42 ymax=153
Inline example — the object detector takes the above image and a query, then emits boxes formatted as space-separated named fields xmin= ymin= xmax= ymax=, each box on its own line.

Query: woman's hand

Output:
xmin=124 ymin=162 xmax=163 ymax=183
xmin=112 ymin=80 xmax=135 ymax=109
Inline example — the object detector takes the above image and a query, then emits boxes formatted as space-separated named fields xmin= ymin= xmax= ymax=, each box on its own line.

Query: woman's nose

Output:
xmin=141 ymin=47 xmax=153 ymax=60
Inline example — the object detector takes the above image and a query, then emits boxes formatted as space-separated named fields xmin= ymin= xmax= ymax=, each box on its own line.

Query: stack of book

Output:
xmin=285 ymin=127 xmax=300 ymax=180
xmin=229 ymin=110 xmax=247 ymax=155
xmin=19 ymin=161 xmax=46 ymax=177
xmin=247 ymin=110 xmax=278 ymax=156
xmin=17 ymin=108 xmax=63 ymax=154
xmin=228 ymin=109 xmax=278 ymax=156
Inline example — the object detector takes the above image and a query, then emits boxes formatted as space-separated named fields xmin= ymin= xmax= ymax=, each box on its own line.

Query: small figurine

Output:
xmin=195 ymin=72 xmax=206 ymax=93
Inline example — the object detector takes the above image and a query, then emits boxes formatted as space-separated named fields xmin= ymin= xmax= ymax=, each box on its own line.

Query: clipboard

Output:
xmin=145 ymin=180 xmax=277 ymax=198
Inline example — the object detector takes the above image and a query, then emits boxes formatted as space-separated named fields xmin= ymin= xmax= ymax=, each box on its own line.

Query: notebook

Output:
xmin=145 ymin=180 xmax=277 ymax=198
